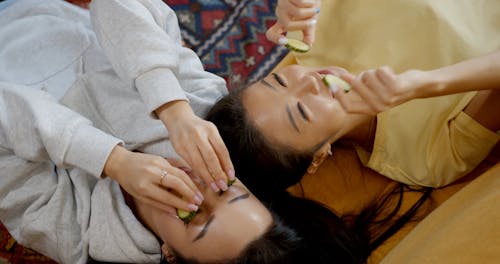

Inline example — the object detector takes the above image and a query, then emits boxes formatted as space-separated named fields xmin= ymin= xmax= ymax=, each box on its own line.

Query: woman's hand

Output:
xmin=104 ymin=145 xmax=203 ymax=214
xmin=334 ymin=66 xmax=428 ymax=115
xmin=266 ymin=0 xmax=321 ymax=46
xmin=156 ymin=100 xmax=235 ymax=193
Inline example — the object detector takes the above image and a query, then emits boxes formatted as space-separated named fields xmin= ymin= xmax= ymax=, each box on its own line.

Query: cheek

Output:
xmin=312 ymin=97 xmax=339 ymax=121
xmin=153 ymin=214 xmax=189 ymax=247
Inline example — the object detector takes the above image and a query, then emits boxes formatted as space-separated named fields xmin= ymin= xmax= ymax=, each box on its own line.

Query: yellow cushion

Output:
xmin=289 ymin=0 xmax=500 ymax=73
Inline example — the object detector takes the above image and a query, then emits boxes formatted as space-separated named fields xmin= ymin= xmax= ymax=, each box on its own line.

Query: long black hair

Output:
xmin=203 ymin=88 xmax=433 ymax=263
xmin=206 ymin=89 xmax=313 ymax=200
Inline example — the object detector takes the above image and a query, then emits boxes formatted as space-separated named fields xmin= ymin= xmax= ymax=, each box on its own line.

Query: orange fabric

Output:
xmin=287 ymin=143 xmax=499 ymax=262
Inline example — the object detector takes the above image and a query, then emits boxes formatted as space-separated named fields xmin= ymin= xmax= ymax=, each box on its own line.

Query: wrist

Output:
xmin=406 ymin=69 xmax=445 ymax=99
xmin=155 ymin=100 xmax=195 ymax=126
xmin=424 ymin=69 xmax=449 ymax=97
xmin=103 ymin=145 xmax=129 ymax=180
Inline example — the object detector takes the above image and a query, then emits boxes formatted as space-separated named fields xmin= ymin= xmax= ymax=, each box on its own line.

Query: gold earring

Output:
xmin=162 ymin=244 xmax=177 ymax=264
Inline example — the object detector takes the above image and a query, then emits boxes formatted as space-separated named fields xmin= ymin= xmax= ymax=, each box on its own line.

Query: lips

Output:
xmin=317 ymin=69 xmax=336 ymax=75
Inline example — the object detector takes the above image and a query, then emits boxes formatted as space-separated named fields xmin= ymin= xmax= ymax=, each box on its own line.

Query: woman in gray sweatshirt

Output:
xmin=0 ymin=0 xmax=300 ymax=263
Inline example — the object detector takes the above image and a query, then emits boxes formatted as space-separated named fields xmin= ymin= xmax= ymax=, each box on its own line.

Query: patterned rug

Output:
xmin=164 ymin=0 xmax=288 ymax=88
xmin=0 ymin=0 xmax=286 ymax=263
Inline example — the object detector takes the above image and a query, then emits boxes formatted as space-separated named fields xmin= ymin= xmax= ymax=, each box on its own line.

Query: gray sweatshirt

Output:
xmin=0 ymin=0 xmax=227 ymax=263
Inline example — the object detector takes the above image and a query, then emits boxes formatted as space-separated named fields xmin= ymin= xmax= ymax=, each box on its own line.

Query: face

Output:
xmin=242 ymin=65 xmax=352 ymax=152
xmin=144 ymin=179 xmax=273 ymax=262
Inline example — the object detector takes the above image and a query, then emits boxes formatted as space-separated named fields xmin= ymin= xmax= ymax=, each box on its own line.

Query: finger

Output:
xmin=208 ymin=129 xmax=235 ymax=181
xmin=358 ymin=71 xmax=390 ymax=113
xmin=302 ymin=26 xmax=316 ymax=46
xmin=350 ymin=73 xmax=382 ymax=113
xmin=189 ymin=146 xmax=220 ymax=192
xmin=168 ymin=166 xmax=203 ymax=203
xmin=375 ymin=66 xmax=398 ymax=93
xmin=157 ymin=158 xmax=197 ymax=196
xmin=289 ymin=0 xmax=317 ymax=8
xmin=197 ymin=139 xmax=228 ymax=191
xmin=340 ymin=72 xmax=356 ymax=83
xmin=286 ymin=6 xmax=319 ymax=21
xmin=148 ymin=185 xmax=199 ymax=212
xmin=159 ymin=169 xmax=200 ymax=205
xmin=266 ymin=23 xmax=287 ymax=44
xmin=278 ymin=18 xmax=316 ymax=32
xmin=334 ymin=88 xmax=373 ymax=114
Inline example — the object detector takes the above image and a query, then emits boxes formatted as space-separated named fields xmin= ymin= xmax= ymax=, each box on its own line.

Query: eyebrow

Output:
xmin=228 ymin=193 xmax=250 ymax=204
xmin=287 ymin=105 xmax=300 ymax=133
xmin=193 ymin=214 xmax=214 ymax=242
xmin=192 ymin=192 xmax=251 ymax=242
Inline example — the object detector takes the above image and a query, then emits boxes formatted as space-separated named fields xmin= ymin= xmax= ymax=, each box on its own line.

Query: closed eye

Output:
xmin=297 ymin=101 xmax=309 ymax=122
xmin=272 ymin=73 xmax=287 ymax=87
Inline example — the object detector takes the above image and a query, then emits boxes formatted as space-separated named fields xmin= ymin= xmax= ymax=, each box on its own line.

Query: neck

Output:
xmin=337 ymin=115 xmax=376 ymax=151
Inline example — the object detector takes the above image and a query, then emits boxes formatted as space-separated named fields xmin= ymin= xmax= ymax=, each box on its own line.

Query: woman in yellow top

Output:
xmin=206 ymin=48 xmax=500 ymax=195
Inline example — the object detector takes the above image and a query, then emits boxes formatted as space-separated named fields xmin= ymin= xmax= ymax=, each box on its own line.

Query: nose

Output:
xmin=294 ymin=74 xmax=320 ymax=96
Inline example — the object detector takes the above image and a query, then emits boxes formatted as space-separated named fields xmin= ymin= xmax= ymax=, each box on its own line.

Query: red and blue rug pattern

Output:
xmin=165 ymin=0 xmax=289 ymax=89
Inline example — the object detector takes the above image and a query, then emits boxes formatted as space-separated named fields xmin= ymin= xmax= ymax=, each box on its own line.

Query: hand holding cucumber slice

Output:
xmin=284 ymin=39 xmax=310 ymax=53
xmin=322 ymin=74 xmax=351 ymax=93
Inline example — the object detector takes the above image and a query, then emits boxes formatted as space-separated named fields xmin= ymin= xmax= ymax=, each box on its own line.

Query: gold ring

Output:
xmin=160 ymin=170 xmax=168 ymax=186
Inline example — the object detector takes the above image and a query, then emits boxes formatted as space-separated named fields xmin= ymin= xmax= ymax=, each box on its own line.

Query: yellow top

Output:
xmin=286 ymin=0 xmax=500 ymax=187
xmin=355 ymin=93 xmax=499 ymax=187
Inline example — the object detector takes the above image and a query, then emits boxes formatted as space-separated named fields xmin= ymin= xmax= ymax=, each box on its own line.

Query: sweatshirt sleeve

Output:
xmin=0 ymin=82 xmax=122 ymax=178
xmin=90 ymin=0 xmax=190 ymax=114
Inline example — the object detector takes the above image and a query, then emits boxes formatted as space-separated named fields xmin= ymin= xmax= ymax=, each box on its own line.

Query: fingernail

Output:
xmin=197 ymin=191 xmax=205 ymax=201
xmin=227 ymin=169 xmax=236 ymax=180
xmin=210 ymin=182 xmax=220 ymax=192
xmin=188 ymin=204 xmax=199 ymax=212
xmin=315 ymin=7 xmax=321 ymax=14
xmin=278 ymin=37 xmax=288 ymax=45
xmin=218 ymin=180 xmax=228 ymax=191
xmin=179 ymin=167 xmax=192 ymax=174
xmin=193 ymin=195 xmax=203 ymax=205
xmin=329 ymin=83 xmax=339 ymax=94
xmin=308 ymin=19 xmax=317 ymax=26
xmin=167 ymin=212 xmax=179 ymax=219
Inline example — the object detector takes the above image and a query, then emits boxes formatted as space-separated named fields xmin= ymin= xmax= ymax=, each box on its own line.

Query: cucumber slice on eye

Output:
xmin=323 ymin=74 xmax=351 ymax=93
xmin=227 ymin=178 xmax=237 ymax=187
xmin=177 ymin=208 xmax=197 ymax=223
xmin=284 ymin=39 xmax=310 ymax=53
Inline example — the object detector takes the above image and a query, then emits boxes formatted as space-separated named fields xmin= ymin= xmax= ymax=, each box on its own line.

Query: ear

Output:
xmin=161 ymin=243 xmax=177 ymax=264
xmin=306 ymin=143 xmax=332 ymax=174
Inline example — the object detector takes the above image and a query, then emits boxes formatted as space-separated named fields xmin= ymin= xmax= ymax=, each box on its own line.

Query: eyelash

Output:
xmin=272 ymin=73 xmax=286 ymax=87
xmin=297 ymin=102 xmax=309 ymax=121
xmin=184 ymin=209 xmax=202 ymax=227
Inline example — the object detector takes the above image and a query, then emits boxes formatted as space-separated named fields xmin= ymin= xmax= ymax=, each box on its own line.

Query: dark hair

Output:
xmin=163 ymin=187 xmax=432 ymax=264
xmin=166 ymin=213 xmax=301 ymax=264
xmin=204 ymin=89 xmax=433 ymax=263
xmin=206 ymin=89 xmax=313 ymax=200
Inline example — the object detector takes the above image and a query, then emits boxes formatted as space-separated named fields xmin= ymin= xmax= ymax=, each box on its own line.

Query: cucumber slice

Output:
xmin=177 ymin=208 xmax=197 ymax=223
xmin=284 ymin=39 xmax=310 ymax=53
xmin=228 ymin=178 xmax=237 ymax=187
xmin=322 ymin=74 xmax=351 ymax=93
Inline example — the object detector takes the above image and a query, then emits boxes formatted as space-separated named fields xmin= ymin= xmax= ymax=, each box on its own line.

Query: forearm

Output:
xmin=90 ymin=0 xmax=187 ymax=113
xmin=0 ymin=82 xmax=122 ymax=178
xmin=423 ymin=49 xmax=500 ymax=97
